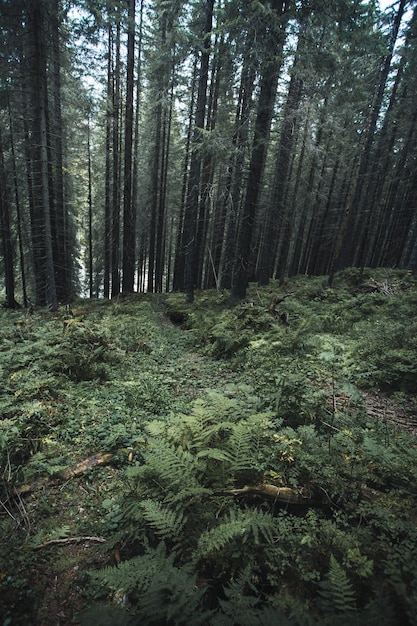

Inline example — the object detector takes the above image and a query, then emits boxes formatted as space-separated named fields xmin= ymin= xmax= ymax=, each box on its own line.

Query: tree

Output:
xmin=27 ymin=0 xmax=58 ymax=309
xmin=0 ymin=126 xmax=19 ymax=308
xmin=183 ymin=0 xmax=215 ymax=303
xmin=231 ymin=0 xmax=291 ymax=299
xmin=122 ymin=0 xmax=136 ymax=293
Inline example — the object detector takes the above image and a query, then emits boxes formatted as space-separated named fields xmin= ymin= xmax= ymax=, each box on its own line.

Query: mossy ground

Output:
xmin=1 ymin=270 xmax=417 ymax=625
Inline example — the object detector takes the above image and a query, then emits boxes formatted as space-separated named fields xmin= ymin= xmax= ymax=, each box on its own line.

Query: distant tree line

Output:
xmin=0 ymin=0 xmax=416 ymax=308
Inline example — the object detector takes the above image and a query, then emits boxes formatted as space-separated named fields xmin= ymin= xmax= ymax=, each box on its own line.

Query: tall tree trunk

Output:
xmin=231 ymin=0 xmax=289 ymax=299
xmin=50 ymin=0 xmax=72 ymax=302
xmin=87 ymin=115 xmax=94 ymax=298
xmin=0 ymin=126 xmax=19 ymax=308
xmin=122 ymin=0 xmax=136 ymax=293
xmin=7 ymin=94 xmax=28 ymax=307
xmin=197 ymin=33 xmax=223 ymax=288
xmin=28 ymin=0 xmax=57 ymax=309
xmin=183 ymin=0 xmax=214 ymax=303
xmin=335 ymin=0 xmax=406 ymax=273
xmin=132 ymin=0 xmax=144 ymax=289
xmin=220 ymin=56 xmax=256 ymax=290
xmin=259 ymin=66 xmax=303 ymax=285
xmin=103 ymin=21 xmax=113 ymax=299
xmin=111 ymin=14 xmax=121 ymax=298
xmin=292 ymin=99 xmax=326 ymax=276
xmin=172 ymin=56 xmax=198 ymax=292
xmin=155 ymin=83 xmax=174 ymax=292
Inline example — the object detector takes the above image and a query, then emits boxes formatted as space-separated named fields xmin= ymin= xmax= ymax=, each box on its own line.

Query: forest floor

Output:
xmin=1 ymin=271 xmax=417 ymax=625
xmin=1 ymin=296 xmax=241 ymax=625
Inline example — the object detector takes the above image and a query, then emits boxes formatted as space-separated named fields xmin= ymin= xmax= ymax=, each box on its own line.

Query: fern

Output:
xmin=318 ymin=555 xmax=356 ymax=615
xmin=215 ymin=565 xmax=308 ymax=626
xmin=226 ymin=421 xmax=257 ymax=474
xmin=163 ymin=484 xmax=212 ymax=507
xmin=139 ymin=499 xmax=186 ymax=541
xmin=196 ymin=508 xmax=275 ymax=559
xmin=90 ymin=542 xmax=211 ymax=625
xmin=90 ymin=541 xmax=172 ymax=594
xmin=134 ymin=564 xmax=211 ymax=625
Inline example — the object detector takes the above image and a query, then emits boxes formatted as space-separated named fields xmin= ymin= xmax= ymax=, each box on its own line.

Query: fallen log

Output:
xmin=16 ymin=452 xmax=114 ymax=495
xmin=216 ymin=483 xmax=317 ymax=504
xmin=217 ymin=481 xmax=386 ymax=507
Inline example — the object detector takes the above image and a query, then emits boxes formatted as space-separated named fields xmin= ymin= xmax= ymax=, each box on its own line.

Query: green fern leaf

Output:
xmin=196 ymin=447 xmax=232 ymax=462
xmin=196 ymin=508 xmax=275 ymax=558
xmin=226 ymin=422 xmax=256 ymax=473
xmin=147 ymin=441 xmax=200 ymax=489
xmin=140 ymin=499 xmax=186 ymax=540
xmin=318 ymin=554 xmax=356 ymax=614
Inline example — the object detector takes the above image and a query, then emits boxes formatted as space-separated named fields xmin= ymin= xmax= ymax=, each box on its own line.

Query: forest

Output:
xmin=0 ymin=0 xmax=417 ymax=305
xmin=1 ymin=0 xmax=417 ymax=625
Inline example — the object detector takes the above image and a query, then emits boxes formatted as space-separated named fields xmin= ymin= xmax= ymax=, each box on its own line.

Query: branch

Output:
xmin=33 ymin=536 xmax=106 ymax=550
xmin=216 ymin=483 xmax=316 ymax=504
xmin=16 ymin=452 xmax=114 ymax=495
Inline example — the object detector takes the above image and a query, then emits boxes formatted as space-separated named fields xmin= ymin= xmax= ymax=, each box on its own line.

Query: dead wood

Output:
xmin=217 ymin=481 xmax=386 ymax=506
xmin=16 ymin=452 xmax=114 ymax=495
xmin=216 ymin=483 xmax=317 ymax=504
xmin=33 ymin=536 xmax=106 ymax=550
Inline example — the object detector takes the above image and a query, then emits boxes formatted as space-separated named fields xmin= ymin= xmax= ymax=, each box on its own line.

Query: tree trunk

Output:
xmin=183 ymin=0 xmax=214 ymax=303
xmin=50 ymin=0 xmax=72 ymax=302
xmin=87 ymin=115 xmax=94 ymax=298
xmin=231 ymin=0 xmax=289 ymax=299
xmin=28 ymin=0 xmax=57 ymax=309
xmin=111 ymin=14 xmax=121 ymax=298
xmin=122 ymin=0 xmax=136 ymax=293
xmin=7 ymin=94 xmax=28 ymax=307
xmin=103 ymin=21 xmax=113 ymax=299
xmin=335 ymin=0 xmax=406 ymax=273
xmin=0 ymin=126 xmax=19 ymax=308
xmin=258 ymin=37 xmax=303 ymax=286
xmin=172 ymin=58 xmax=198 ymax=292
xmin=220 ymin=56 xmax=256 ymax=290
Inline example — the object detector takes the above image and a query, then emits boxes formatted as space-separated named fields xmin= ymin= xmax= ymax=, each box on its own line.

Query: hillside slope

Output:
xmin=1 ymin=270 xmax=417 ymax=625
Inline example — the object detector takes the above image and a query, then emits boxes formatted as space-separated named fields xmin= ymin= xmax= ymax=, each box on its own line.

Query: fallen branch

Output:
xmin=58 ymin=452 xmax=114 ymax=480
xmin=216 ymin=483 xmax=317 ymax=505
xmin=33 ymin=536 xmax=106 ymax=550
xmin=16 ymin=452 xmax=114 ymax=495
xmin=217 ymin=481 xmax=385 ymax=507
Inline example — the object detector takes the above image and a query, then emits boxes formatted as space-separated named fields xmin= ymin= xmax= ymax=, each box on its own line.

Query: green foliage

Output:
xmin=86 ymin=542 xmax=211 ymax=625
xmin=318 ymin=555 xmax=356 ymax=614
xmin=90 ymin=379 xmax=417 ymax=623
xmin=2 ymin=274 xmax=417 ymax=624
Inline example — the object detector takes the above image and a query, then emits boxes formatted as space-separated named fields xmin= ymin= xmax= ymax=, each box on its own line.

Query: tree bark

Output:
xmin=122 ymin=0 xmax=136 ymax=293
xmin=231 ymin=0 xmax=289 ymax=299
xmin=28 ymin=0 xmax=57 ymax=309
xmin=0 ymin=126 xmax=19 ymax=308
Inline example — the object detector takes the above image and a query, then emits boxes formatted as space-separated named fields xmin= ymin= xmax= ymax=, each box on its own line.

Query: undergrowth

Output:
xmin=1 ymin=270 xmax=417 ymax=625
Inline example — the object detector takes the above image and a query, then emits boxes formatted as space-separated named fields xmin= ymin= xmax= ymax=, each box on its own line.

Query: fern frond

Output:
xmin=95 ymin=541 xmax=211 ymax=625
xmin=217 ymin=565 xmax=306 ymax=626
xmin=140 ymin=499 xmax=186 ymax=540
xmin=226 ymin=422 xmax=256 ymax=473
xmin=196 ymin=447 xmax=233 ymax=463
xmin=196 ymin=508 xmax=275 ymax=558
xmin=163 ymin=485 xmax=212 ymax=507
xmin=90 ymin=541 xmax=173 ymax=594
xmin=192 ymin=420 xmax=235 ymax=449
xmin=147 ymin=441 xmax=199 ymax=489
xmin=318 ymin=554 xmax=356 ymax=614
